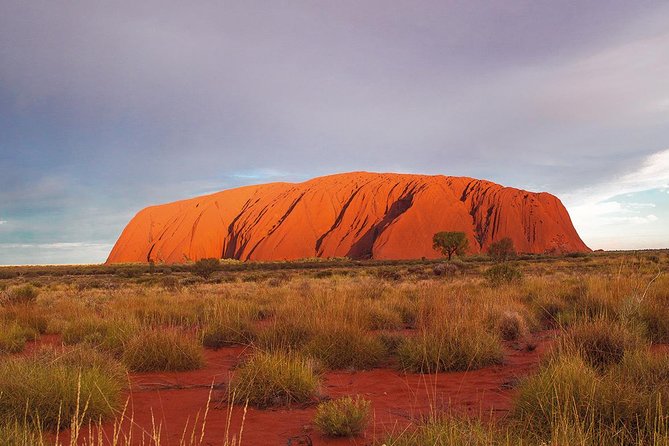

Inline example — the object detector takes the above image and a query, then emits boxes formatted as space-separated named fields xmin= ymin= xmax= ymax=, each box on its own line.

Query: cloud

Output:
xmin=0 ymin=220 xmax=6 ymax=225
xmin=563 ymin=148 xmax=669 ymax=207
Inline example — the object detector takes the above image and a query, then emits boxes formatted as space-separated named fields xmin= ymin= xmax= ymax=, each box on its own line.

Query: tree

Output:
xmin=432 ymin=231 xmax=469 ymax=261
xmin=488 ymin=237 xmax=516 ymax=262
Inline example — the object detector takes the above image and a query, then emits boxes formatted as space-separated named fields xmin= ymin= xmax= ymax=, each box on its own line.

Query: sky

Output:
xmin=1 ymin=1 xmax=668 ymax=265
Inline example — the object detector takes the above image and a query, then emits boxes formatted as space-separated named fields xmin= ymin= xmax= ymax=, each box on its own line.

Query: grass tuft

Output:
xmin=230 ymin=350 xmax=320 ymax=408
xmin=397 ymin=326 xmax=503 ymax=373
xmin=0 ymin=345 xmax=126 ymax=430
xmin=121 ymin=329 xmax=203 ymax=372
xmin=314 ymin=395 xmax=371 ymax=437
xmin=303 ymin=325 xmax=386 ymax=370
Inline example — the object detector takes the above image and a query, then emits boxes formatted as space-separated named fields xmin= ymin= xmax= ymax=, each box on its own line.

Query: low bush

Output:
xmin=560 ymin=319 xmax=641 ymax=370
xmin=122 ymin=329 xmax=203 ymax=372
xmin=432 ymin=263 xmax=459 ymax=277
xmin=397 ymin=326 xmax=503 ymax=373
xmin=192 ymin=258 xmax=220 ymax=279
xmin=494 ymin=310 xmax=528 ymax=341
xmin=230 ymin=351 xmax=320 ymax=408
xmin=484 ymin=264 xmax=522 ymax=286
xmin=4 ymin=284 xmax=39 ymax=304
xmin=314 ymin=395 xmax=370 ymax=437
xmin=0 ymin=346 xmax=126 ymax=429
xmin=639 ymin=299 xmax=669 ymax=343
xmin=0 ymin=323 xmax=33 ymax=354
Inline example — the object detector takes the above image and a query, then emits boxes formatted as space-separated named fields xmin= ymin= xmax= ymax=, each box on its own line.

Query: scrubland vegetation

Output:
xmin=0 ymin=250 xmax=667 ymax=444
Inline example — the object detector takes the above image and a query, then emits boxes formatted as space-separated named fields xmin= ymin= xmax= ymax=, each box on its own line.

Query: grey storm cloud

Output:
xmin=1 ymin=0 xmax=668 ymax=263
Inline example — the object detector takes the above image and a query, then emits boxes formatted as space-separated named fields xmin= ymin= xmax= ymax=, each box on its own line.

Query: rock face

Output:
xmin=107 ymin=172 xmax=589 ymax=263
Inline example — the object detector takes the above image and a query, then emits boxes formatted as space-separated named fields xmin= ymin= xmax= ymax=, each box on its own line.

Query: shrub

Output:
xmin=433 ymin=262 xmax=459 ymax=277
xmin=484 ymin=264 xmax=522 ymax=286
xmin=488 ymin=237 xmax=516 ymax=262
xmin=122 ymin=329 xmax=203 ymax=372
xmin=5 ymin=284 xmax=39 ymax=304
xmin=192 ymin=258 xmax=220 ymax=279
xmin=314 ymin=395 xmax=370 ymax=437
xmin=303 ymin=325 xmax=386 ymax=370
xmin=560 ymin=319 xmax=641 ymax=370
xmin=495 ymin=311 xmax=528 ymax=341
xmin=0 ymin=323 xmax=33 ymax=354
xmin=397 ymin=327 xmax=503 ymax=373
xmin=230 ymin=351 xmax=319 ymax=408
xmin=639 ymin=300 xmax=669 ymax=343
xmin=0 ymin=346 xmax=126 ymax=429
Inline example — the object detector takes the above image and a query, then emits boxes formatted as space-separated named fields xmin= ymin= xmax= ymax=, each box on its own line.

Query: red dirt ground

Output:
xmin=39 ymin=331 xmax=557 ymax=446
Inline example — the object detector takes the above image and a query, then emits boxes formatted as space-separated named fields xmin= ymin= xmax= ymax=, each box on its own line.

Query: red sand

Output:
xmin=107 ymin=172 xmax=590 ymax=264
xmin=52 ymin=333 xmax=556 ymax=446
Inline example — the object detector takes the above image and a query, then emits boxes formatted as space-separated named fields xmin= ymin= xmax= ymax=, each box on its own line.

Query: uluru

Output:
xmin=107 ymin=172 xmax=589 ymax=264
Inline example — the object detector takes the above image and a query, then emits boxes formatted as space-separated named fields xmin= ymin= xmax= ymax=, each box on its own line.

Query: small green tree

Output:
xmin=432 ymin=232 xmax=469 ymax=261
xmin=488 ymin=237 xmax=516 ymax=262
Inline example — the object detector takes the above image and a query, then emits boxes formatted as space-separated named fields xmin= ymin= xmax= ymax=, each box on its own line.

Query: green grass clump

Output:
xmin=639 ymin=299 xmax=669 ymax=343
xmin=484 ymin=264 xmax=522 ymax=286
xmin=314 ymin=395 xmax=370 ymax=437
xmin=230 ymin=351 xmax=320 ymax=408
xmin=4 ymin=284 xmax=39 ymax=304
xmin=0 ymin=346 xmax=126 ymax=429
xmin=63 ymin=317 xmax=108 ymax=346
xmin=303 ymin=325 xmax=386 ymax=370
xmin=63 ymin=317 xmax=137 ymax=356
xmin=0 ymin=323 xmax=33 ymax=354
xmin=397 ymin=327 xmax=503 ymax=373
xmin=121 ymin=329 xmax=203 ymax=372
xmin=514 ymin=350 xmax=669 ymax=444
xmin=256 ymin=320 xmax=314 ymax=351
xmin=1 ymin=306 xmax=49 ymax=336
